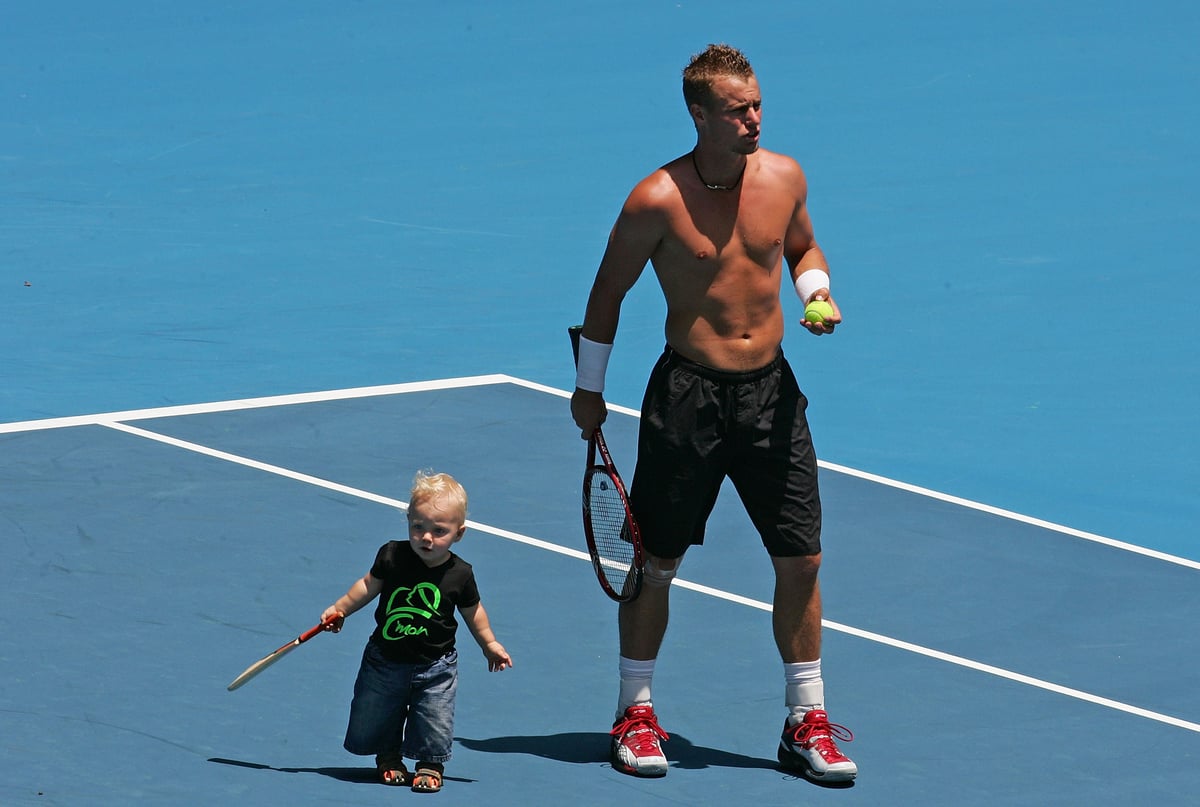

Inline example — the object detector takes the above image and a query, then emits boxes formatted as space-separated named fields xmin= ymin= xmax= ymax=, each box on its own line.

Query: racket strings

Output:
xmin=585 ymin=470 xmax=639 ymax=597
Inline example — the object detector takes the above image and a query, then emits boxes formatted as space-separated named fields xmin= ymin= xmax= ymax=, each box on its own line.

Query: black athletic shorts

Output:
xmin=628 ymin=345 xmax=822 ymax=560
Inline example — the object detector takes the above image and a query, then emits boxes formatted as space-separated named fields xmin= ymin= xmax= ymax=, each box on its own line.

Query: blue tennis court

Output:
xmin=4 ymin=2 xmax=1198 ymax=805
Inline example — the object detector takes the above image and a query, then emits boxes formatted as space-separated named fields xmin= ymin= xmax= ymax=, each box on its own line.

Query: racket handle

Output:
xmin=302 ymin=613 xmax=341 ymax=642
xmin=568 ymin=325 xmax=582 ymax=366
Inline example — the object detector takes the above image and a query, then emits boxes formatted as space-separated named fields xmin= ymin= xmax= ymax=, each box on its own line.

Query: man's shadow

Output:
xmin=456 ymin=732 xmax=852 ymax=788
xmin=460 ymin=730 xmax=777 ymax=769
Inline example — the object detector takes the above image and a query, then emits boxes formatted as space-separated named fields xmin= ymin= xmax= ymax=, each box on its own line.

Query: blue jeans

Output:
xmin=342 ymin=641 xmax=458 ymax=763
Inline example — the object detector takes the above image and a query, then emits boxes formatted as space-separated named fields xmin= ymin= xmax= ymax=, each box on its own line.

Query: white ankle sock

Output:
xmin=784 ymin=659 xmax=823 ymax=724
xmin=617 ymin=656 xmax=656 ymax=718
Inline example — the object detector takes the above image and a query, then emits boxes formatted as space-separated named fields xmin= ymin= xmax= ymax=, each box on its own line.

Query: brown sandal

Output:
xmin=375 ymin=754 xmax=409 ymax=786
xmin=411 ymin=766 xmax=443 ymax=793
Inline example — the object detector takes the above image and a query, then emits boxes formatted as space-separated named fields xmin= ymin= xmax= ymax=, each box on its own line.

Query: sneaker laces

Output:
xmin=787 ymin=714 xmax=854 ymax=759
xmin=611 ymin=711 xmax=670 ymax=750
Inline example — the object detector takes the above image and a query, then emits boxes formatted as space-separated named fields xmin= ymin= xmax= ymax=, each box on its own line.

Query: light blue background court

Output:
xmin=3 ymin=2 xmax=1199 ymax=805
xmin=5 ymin=1 xmax=1196 ymax=560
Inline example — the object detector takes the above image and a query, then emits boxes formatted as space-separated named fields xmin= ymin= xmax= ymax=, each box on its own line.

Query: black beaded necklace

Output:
xmin=691 ymin=150 xmax=745 ymax=191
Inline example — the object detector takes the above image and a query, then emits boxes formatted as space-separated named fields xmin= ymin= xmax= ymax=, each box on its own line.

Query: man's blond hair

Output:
xmin=682 ymin=43 xmax=755 ymax=110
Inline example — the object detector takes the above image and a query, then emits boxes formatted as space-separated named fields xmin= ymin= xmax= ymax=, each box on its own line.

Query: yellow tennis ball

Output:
xmin=804 ymin=299 xmax=834 ymax=324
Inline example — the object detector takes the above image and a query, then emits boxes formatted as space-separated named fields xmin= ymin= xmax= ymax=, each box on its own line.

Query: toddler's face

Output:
xmin=406 ymin=496 xmax=465 ymax=567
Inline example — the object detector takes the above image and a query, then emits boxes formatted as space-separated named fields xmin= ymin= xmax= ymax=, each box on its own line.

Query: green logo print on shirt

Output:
xmin=381 ymin=582 xmax=442 ymax=640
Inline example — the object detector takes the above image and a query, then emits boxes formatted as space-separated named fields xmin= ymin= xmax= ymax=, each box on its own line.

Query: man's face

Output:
xmin=694 ymin=74 xmax=762 ymax=153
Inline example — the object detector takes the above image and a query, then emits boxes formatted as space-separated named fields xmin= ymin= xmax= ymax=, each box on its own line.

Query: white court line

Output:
xmin=5 ymin=373 xmax=1197 ymax=573
xmin=101 ymin=421 xmax=413 ymax=510
xmin=98 ymin=419 xmax=1200 ymax=735
xmin=99 ymin=421 xmax=591 ymax=563
xmin=511 ymin=377 xmax=1200 ymax=572
xmin=0 ymin=375 xmax=517 ymax=435
xmin=815 ymin=460 xmax=1200 ymax=572
xmin=672 ymin=579 xmax=1200 ymax=734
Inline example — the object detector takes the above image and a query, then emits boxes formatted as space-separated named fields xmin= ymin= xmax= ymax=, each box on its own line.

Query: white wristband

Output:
xmin=794 ymin=268 xmax=831 ymax=304
xmin=575 ymin=335 xmax=613 ymax=393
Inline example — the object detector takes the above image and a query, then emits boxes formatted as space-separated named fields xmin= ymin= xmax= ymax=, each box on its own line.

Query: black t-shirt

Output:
xmin=367 ymin=541 xmax=481 ymax=663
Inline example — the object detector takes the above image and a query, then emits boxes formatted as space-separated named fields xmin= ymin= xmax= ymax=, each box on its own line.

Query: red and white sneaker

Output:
xmin=610 ymin=704 xmax=670 ymax=777
xmin=777 ymin=709 xmax=857 ymax=782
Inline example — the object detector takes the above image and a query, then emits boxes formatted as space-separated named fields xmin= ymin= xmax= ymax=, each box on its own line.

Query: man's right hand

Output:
xmin=570 ymin=388 xmax=608 ymax=438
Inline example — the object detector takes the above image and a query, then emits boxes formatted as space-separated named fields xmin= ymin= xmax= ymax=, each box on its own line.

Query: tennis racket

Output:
xmin=569 ymin=325 xmax=644 ymax=602
xmin=226 ymin=614 xmax=339 ymax=691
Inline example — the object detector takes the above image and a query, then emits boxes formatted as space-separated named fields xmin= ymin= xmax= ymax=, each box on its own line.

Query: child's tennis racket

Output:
xmin=569 ymin=325 xmax=645 ymax=602
xmin=226 ymin=614 xmax=339 ymax=691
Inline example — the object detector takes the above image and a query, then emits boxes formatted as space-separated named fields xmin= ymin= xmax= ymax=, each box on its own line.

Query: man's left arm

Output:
xmin=784 ymin=171 xmax=841 ymax=334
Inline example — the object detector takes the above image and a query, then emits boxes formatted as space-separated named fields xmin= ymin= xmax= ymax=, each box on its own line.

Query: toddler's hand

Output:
xmin=320 ymin=608 xmax=345 ymax=633
xmin=485 ymin=641 xmax=513 ymax=672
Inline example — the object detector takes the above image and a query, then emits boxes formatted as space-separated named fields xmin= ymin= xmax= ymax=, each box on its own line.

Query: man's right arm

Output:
xmin=571 ymin=180 xmax=665 ymax=436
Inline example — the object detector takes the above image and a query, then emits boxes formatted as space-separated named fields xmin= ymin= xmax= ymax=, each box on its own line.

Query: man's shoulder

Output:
xmin=638 ymin=158 xmax=686 ymax=193
xmin=755 ymin=148 xmax=805 ymax=178
xmin=625 ymin=156 xmax=689 ymax=211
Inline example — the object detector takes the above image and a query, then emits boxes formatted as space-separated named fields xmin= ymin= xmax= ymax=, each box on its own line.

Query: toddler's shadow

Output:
xmin=206 ymin=757 xmax=474 ymax=786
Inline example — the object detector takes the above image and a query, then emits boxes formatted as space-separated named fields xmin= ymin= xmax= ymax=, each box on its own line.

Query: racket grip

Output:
xmin=308 ymin=613 xmax=341 ymax=639
xmin=568 ymin=325 xmax=582 ymax=366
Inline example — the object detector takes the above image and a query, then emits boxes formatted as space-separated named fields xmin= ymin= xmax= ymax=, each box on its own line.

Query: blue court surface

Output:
xmin=3 ymin=2 xmax=1199 ymax=806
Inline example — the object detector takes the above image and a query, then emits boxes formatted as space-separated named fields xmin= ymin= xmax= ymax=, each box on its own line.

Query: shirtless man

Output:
xmin=570 ymin=44 xmax=857 ymax=783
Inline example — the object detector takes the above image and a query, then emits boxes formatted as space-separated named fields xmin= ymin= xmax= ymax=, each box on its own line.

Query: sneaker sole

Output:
xmin=777 ymin=743 xmax=857 ymax=783
xmin=611 ymin=751 xmax=668 ymax=778
xmin=612 ymin=761 xmax=668 ymax=778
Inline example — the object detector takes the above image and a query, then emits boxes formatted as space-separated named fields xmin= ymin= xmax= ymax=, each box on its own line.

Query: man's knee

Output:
xmin=643 ymin=554 xmax=681 ymax=588
xmin=771 ymin=552 xmax=822 ymax=581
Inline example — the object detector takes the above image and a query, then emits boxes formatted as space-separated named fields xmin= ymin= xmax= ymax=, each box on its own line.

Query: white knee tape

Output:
xmin=643 ymin=557 xmax=679 ymax=588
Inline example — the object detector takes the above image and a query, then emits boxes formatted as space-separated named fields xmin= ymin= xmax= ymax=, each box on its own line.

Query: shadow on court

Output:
xmin=455 ymin=732 xmax=786 ymax=774
xmin=207 ymin=757 xmax=476 ymax=786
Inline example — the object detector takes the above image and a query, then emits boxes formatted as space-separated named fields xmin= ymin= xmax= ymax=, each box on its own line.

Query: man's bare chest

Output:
xmin=659 ymin=201 xmax=789 ymax=268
